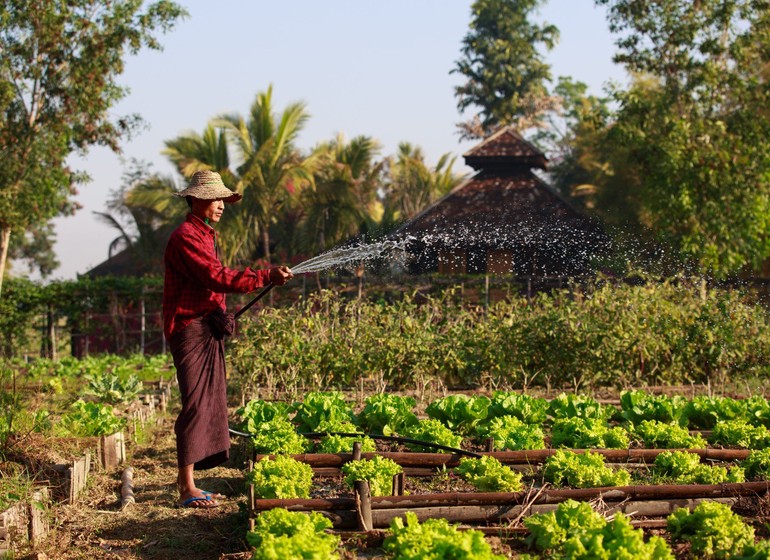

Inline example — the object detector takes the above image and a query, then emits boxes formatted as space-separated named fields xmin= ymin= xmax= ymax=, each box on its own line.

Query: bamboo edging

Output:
xmin=252 ymin=481 xmax=770 ymax=514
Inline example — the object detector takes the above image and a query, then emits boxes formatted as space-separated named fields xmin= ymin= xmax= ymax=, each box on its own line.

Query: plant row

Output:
xmin=236 ymin=390 xmax=770 ymax=456
xmin=246 ymin=499 xmax=770 ymax=560
xmin=229 ymin=282 xmax=770 ymax=391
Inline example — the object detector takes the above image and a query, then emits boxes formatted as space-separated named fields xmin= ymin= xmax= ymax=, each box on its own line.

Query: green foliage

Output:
xmin=84 ymin=371 xmax=143 ymax=404
xmin=402 ymin=419 xmax=464 ymax=453
xmin=357 ymin=393 xmax=418 ymax=436
xmin=425 ymin=394 xmax=490 ymax=435
xmin=249 ymin=416 xmax=308 ymax=455
xmin=595 ymin=0 xmax=770 ymax=277
xmin=525 ymin=500 xmax=673 ymax=559
xmin=542 ymin=450 xmax=631 ymax=488
xmin=58 ymin=400 xmax=125 ymax=437
xmin=551 ymin=417 xmax=630 ymax=449
xmin=314 ymin=421 xmax=376 ymax=454
xmin=667 ymin=501 xmax=755 ymax=559
xmin=452 ymin=0 xmax=558 ymax=138
xmin=683 ymin=396 xmax=751 ymax=430
xmin=486 ymin=391 xmax=549 ymax=424
xmin=291 ymin=391 xmax=355 ymax=433
xmin=653 ymin=451 xmax=745 ymax=484
xmin=742 ymin=448 xmax=770 ymax=480
xmin=737 ymin=540 xmax=770 ymax=560
xmin=247 ymin=508 xmax=340 ymax=560
xmin=710 ymin=420 xmax=770 ymax=449
xmin=548 ymin=393 xmax=614 ymax=420
xmin=478 ymin=416 xmax=545 ymax=451
xmin=455 ymin=456 xmax=522 ymax=492
xmin=341 ymin=456 xmax=402 ymax=497
xmin=383 ymin=511 xmax=506 ymax=560
xmin=230 ymin=285 xmax=770 ymax=392
xmin=619 ymin=390 xmax=687 ymax=425
xmin=237 ymin=399 xmax=292 ymax=431
xmin=633 ymin=420 xmax=707 ymax=449
xmin=248 ymin=455 xmax=314 ymax=499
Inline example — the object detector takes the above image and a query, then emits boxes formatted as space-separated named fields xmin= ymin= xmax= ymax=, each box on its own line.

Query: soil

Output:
xmin=18 ymin=412 xmax=254 ymax=560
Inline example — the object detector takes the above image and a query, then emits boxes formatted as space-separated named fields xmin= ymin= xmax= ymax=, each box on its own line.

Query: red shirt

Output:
xmin=163 ymin=213 xmax=271 ymax=340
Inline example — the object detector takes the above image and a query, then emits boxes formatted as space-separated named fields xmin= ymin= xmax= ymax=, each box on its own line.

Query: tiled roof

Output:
xmin=463 ymin=127 xmax=547 ymax=170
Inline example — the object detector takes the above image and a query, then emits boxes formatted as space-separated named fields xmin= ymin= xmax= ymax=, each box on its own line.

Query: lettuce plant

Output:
xmin=357 ymin=393 xmax=418 ymax=435
xmin=247 ymin=508 xmax=340 ymax=560
xmin=384 ymin=511 xmax=506 ymax=560
xmin=341 ymin=456 xmax=402 ymax=497
xmin=425 ymin=394 xmax=490 ymax=435
xmin=667 ymin=501 xmax=755 ymax=559
xmin=58 ymin=399 xmax=126 ymax=437
xmin=619 ymin=390 xmax=687 ymax=425
xmin=486 ymin=391 xmax=548 ymax=424
xmin=682 ymin=396 xmax=748 ymax=429
xmin=478 ymin=416 xmax=545 ymax=450
xmin=314 ymin=420 xmax=376 ymax=454
xmin=551 ymin=417 xmax=630 ymax=449
xmin=291 ymin=391 xmax=355 ymax=433
xmin=548 ymin=393 xmax=614 ymax=421
xmin=542 ymin=450 xmax=631 ymax=488
xmin=652 ymin=450 xmax=744 ymax=484
xmin=249 ymin=416 xmax=308 ymax=455
xmin=633 ymin=419 xmax=707 ymax=449
xmin=248 ymin=455 xmax=314 ymax=499
xmin=455 ymin=456 xmax=523 ymax=492
xmin=402 ymin=418 xmax=463 ymax=452
xmin=742 ymin=448 xmax=770 ymax=480
xmin=710 ymin=420 xmax=770 ymax=449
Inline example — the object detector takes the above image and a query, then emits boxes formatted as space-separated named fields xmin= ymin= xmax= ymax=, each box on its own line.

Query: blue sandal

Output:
xmin=178 ymin=495 xmax=217 ymax=508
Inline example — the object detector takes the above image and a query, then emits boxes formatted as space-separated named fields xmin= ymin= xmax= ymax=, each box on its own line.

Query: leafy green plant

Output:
xmin=525 ymin=500 xmax=673 ymax=559
xmin=548 ymin=393 xmax=614 ymax=421
xmin=341 ymin=456 xmax=402 ymax=497
xmin=237 ymin=399 xmax=291 ymax=431
xmin=551 ymin=417 xmax=630 ymax=449
xmin=425 ymin=394 xmax=490 ymax=435
xmin=291 ymin=391 xmax=355 ymax=433
xmin=633 ymin=420 xmax=707 ymax=449
xmin=478 ymin=416 xmax=545 ymax=450
xmin=542 ymin=450 xmax=631 ymax=488
xmin=314 ymin=420 xmax=376 ymax=454
xmin=249 ymin=416 xmax=308 ymax=455
xmin=742 ymin=448 xmax=770 ymax=480
xmin=652 ymin=451 xmax=744 ymax=484
xmin=619 ymin=390 xmax=687 ymax=425
xmin=486 ymin=391 xmax=548 ymax=424
xmin=401 ymin=418 xmax=463 ymax=452
xmin=383 ymin=511 xmax=506 ymax=560
xmin=455 ymin=456 xmax=522 ymax=492
xmin=682 ymin=396 xmax=749 ymax=429
xmin=667 ymin=501 xmax=755 ymax=559
xmin=357 ymin=393 xmax=418 ymax=435
xmin=247 ymin=508 xmax=340 ymax=560
xmin=84 ymin=371 xmax=143 ymax=404
xmin=58 ymin=400 xmax=125 ymax=437
xmin=248 ymin=455 xmax=314 ymax=499
xmin=709 ymin=420 xmax=770 ymax=449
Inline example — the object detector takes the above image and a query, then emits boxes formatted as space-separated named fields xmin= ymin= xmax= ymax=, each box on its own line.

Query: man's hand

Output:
xmin=268 ymin=266 xmax=293 ymax=286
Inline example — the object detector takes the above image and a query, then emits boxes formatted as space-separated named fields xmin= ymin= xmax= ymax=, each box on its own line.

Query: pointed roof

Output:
xmin=463 ymin=126 xmax=547 ymax=171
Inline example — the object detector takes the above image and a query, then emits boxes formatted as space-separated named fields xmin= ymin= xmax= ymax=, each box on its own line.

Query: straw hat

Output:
xmin=174 ymin=170 xmax=242 ymax=203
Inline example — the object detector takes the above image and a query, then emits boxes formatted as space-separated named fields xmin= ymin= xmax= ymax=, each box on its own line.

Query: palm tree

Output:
xmin=298 ymin=134 xmax=384 ymax=255
xmin=216 ymin=85 xmax=315 ymax=264
xmin=382 ymin=143 xmax=463 ymax=225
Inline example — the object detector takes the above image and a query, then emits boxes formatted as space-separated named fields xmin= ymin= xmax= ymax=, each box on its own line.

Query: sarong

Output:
xmin=169 ymin=317 xmax=230 ymax=470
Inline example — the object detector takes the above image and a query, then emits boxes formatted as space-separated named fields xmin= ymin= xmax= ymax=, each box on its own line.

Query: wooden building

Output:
xmin=396 ymin=127 xmax=606 ymax=276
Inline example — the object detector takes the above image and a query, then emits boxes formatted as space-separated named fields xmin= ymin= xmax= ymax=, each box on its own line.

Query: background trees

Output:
xmin=0 ymin=0 xmax=186 ymax=293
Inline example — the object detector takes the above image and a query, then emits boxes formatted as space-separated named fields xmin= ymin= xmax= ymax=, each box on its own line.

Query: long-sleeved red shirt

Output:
xmin=163 ymin=213 xmax=271 ymax=340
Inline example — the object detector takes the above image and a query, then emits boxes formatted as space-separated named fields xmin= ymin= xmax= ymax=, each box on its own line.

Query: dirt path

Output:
xmin=31 ymin=412 xmax=253 ymax=560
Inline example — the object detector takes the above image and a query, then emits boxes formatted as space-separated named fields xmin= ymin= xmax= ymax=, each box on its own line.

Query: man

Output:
xmin=163 ymin=169 xmax=292 ymax=509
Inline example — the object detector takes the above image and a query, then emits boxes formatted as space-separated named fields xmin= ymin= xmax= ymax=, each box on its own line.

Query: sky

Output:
xmin=45 ymin=0 xmax=628 ymax=281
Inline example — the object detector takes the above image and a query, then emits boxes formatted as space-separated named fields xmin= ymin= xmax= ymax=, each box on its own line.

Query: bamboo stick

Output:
xmin=120 ymin=467 xmax=135 ymax=509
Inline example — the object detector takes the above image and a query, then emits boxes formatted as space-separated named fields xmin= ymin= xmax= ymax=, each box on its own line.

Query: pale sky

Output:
xmin=44 ymin=0 xmax=626 ymax=280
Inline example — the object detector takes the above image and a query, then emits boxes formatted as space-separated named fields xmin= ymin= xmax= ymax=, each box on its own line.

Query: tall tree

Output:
xmin=0 ymin=0 xmax=186 ymax=294
xmin=217 ymin=86 xmax=315 ymax=264
xmin=452 ymin=0 xmax=559 ymax=139
xmin=596 ymin=0 xmax=770 ymax=277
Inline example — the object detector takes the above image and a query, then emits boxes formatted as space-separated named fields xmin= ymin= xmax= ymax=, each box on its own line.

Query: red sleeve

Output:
xmin=168 ymin=230 xmax=271 ymax=294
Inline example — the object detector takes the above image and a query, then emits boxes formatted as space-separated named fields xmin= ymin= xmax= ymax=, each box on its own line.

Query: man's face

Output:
xmin=191 ymin=198 xmax=225 ymax=224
